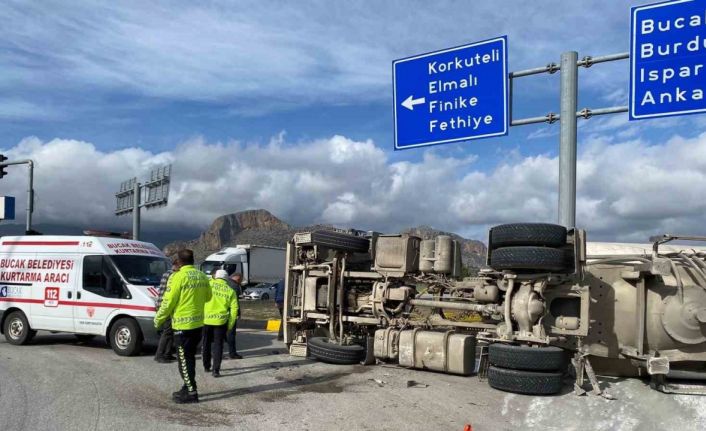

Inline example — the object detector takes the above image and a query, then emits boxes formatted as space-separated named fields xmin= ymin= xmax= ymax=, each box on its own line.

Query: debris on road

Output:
xmin=368 ymin=378 xmax=387 ymax=387
xmin=406 ymin=380 xmax=428 ymax=388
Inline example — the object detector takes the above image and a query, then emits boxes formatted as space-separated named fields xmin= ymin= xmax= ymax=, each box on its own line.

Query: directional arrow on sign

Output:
xmin=401 ymin=95 xmax=426 ymax=111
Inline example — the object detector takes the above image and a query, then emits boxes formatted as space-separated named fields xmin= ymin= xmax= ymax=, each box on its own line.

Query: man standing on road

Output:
xmin=154 ymin=259 xmax=179 ymax=363
xmin=226 ymin=272 xmax=244 ymax=359
xmin=154 ymin=249 xmax=211 ymax=404
xmin=274 ymin=279 xmax=285 ymax=341
xmin=202 ymin=269 xmax=239 ymax=377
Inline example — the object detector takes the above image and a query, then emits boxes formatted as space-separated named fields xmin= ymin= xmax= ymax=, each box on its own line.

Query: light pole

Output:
xmin=115 ymin=164 xmax=171 ymax=240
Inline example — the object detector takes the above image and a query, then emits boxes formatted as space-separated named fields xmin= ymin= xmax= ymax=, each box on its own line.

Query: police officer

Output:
xmin=154 ymin=249 xmax=211 ymax=404
xmin=202 ymin=269 xmax=239 ymax=377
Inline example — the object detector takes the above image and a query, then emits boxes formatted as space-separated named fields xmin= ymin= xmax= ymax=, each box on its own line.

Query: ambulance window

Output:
xmin=82 ymin=256 xmax=124 ymax=298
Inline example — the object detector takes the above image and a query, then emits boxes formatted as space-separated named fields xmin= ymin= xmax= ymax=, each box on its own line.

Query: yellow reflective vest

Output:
xmin=204 ymin=278 xmax=239 ymax=330
xmin=154 ymin=265 xmax=211 ymax=330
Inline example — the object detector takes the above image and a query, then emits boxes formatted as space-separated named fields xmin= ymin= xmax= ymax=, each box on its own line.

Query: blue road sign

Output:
xmin=0 ymin=196 xmax=15 ymax=220
xmin=630 ymin=0 xmax=706 ymax=120
xmin=393 ymin=36 xmax=508 ymax=150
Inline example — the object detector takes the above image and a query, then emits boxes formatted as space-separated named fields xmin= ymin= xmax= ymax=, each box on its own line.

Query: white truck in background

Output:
xmin=200 ymin=244 xmax=285 ymax=286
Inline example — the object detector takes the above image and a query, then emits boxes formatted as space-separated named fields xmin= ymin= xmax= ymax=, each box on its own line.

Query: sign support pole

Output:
xmin=115 ymin=164 xmax=170 ymax=240
xmin=27 ymin=160 xmax=33 ymax=233
xmin=132 ymin=179 xmax=141 ymax=240
xmin=559 ymin=51 xmax=578 ymax=228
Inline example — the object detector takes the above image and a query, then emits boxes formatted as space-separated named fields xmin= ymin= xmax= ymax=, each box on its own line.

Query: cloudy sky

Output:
xmin=1 ymin=0 xmax=705 ymax=242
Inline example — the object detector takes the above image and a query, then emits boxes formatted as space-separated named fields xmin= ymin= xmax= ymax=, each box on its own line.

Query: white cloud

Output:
xmin=0 ymin=0 xmax=656 ymax=113
xmin=3 ymin=131 xmax=706 ymax=243
xmin=0 ymin=98 xmax=63 ymax=121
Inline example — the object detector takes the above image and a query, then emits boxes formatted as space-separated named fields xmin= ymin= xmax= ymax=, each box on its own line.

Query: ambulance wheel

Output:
xmin=109 ymin=318 xmax=143 ymax=356
xmin=4 ymin=311 xmax=33 ymax=345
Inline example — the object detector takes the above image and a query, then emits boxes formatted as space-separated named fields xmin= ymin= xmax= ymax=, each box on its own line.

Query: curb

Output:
xmin=240 ymin=319 xmax=281 ymax=332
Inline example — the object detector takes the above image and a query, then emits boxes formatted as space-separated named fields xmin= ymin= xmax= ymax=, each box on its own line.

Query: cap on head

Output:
xmin=214 ymin=269 xmax=229 ymax=279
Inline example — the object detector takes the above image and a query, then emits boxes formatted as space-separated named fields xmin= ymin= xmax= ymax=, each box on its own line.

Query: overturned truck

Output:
xmin=282 ymin=223 xmax=706 ymax=395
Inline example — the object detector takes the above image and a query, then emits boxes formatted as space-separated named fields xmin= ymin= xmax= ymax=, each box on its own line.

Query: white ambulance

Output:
xmin=0 ymin=235 xmax=169 ymax=356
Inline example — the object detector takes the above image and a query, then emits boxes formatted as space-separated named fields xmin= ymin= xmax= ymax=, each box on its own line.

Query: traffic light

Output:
xmin=0 ymin=154 xmax=7 ymax=178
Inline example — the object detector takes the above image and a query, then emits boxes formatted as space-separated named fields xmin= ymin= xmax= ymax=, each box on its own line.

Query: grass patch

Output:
xmin=239 ymin=299 xmax=281 ymax=321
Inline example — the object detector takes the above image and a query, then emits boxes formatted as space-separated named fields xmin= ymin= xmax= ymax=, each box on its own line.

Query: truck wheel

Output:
xmin=109 ymin=318 xmax=143 ymax=356
xmin=261 ymin=293 xmax=270 ymax=300
xmin=490 ymin=223 xmax=567 ymax=248
xmin=490 ymin=247 xmax=567 ymax=272
xmin=487 ymin=366 xmax=563 ymax=395
xmin=307 ymin=337 xmax=365 ymax=365
xmin=3 ymin=311 xmax=33 ymax=345
xmin=489 ymin=343 xmax=567 ymax=371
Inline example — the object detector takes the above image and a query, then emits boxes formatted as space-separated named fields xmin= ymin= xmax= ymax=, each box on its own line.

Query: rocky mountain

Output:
xmin=163 ymin=209 xmax=294 ymax=261
xmin=164 ymin=209 xmax=487 ymax=268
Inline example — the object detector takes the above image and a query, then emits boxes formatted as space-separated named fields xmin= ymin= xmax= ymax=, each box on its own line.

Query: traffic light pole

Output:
xmin=0 ymin=159 xmax=35 ymax=233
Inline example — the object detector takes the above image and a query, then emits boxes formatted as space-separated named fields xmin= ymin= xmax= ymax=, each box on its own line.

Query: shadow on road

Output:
xmin=218 ymin=358 xmax=314 ymax=378
xmin=21 ymin=328 xmax=280 ymax=357
xmin=199 ymin=371 xmax=349 ymax=403
xmin=238 ymin=346 xmax=288 ymax=358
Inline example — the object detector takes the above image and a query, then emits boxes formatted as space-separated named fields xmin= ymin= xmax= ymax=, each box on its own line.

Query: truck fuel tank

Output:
xmin=374 ymin=328 xmax=401 ymax=361
xmin=398 ymin=329 xmax=476 ymax=376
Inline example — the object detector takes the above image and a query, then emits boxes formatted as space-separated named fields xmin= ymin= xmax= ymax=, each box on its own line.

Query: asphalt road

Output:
xmin=1 ymin=330 xmax=705 ymax=431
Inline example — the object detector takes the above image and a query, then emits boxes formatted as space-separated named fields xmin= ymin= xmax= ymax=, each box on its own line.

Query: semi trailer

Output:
xmin=282 ymin=224 xmax=706 ymax=396
xmin=200 ymin=244 xmax=285 ymax=286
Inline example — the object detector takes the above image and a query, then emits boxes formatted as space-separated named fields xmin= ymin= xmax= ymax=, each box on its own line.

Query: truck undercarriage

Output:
xmin=283 ymin=224 xmax=706 ymax=395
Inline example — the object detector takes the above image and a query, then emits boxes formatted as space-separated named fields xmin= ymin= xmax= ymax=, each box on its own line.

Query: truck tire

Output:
xmin=489 ymin=343 xmax=566 ymax=371
xmin=109 ymin=318 xmax=143 ymax=356
xmin=490 ymin=223 xmax=567 ymax=248
xmin=3 ymin=311 xmax=33 ymax=345
xmin=487 ymin=366 xmax=563 ymax=395
xmin=307 ymin=337 xmax=365 ymax=365
xmin=261 ymin=293 xmax=270 ymax=300
xmin=490 ymin=247 xmax=567 ymax=272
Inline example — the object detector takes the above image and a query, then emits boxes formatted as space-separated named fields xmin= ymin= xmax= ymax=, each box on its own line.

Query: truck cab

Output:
xmin=201 ymin=247 xmax=246 ymax=277
xmin=200 ymin=244 xmax=285 ymax=286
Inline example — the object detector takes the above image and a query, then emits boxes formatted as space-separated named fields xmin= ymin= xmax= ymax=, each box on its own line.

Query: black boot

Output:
xmin=172 ymin=386 xmax=188 ymax=400
xmin=174 ymin=390 xmax=199 ymax=404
